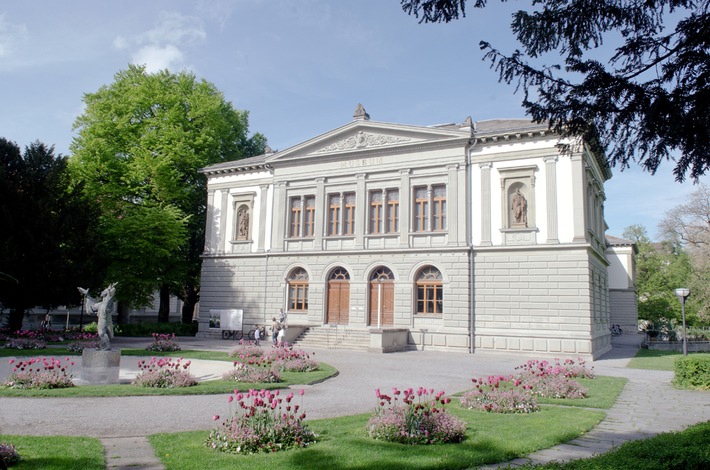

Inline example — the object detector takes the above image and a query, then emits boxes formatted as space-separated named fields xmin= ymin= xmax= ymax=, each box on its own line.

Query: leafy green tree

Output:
xmin=659 ymin=183 xmax=710 ymax=323
xmin=0 ymin=138 xmax=103 ymax=331
xmin=401 ymin=0 xmax=710 ymax=182
xmin=69 ymin=65 xmax=266 ymax=323
xmin=623 ymin=224 xmax=695 ymax=324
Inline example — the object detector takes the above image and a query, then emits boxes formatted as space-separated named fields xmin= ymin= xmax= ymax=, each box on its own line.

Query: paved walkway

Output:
xmin=1 ymin=334 xmax=709 ymax=469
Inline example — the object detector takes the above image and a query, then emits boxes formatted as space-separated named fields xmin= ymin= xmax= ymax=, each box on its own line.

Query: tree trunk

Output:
xmin=7 ymin=307 xmax=25 ymax=332
xmin=116 ymin=301 xmax=130 ymax=325
xmin=158 ymin=284 xmax=171 ymax=323
xmin=181 ymin=286 xmax=199 ymax=323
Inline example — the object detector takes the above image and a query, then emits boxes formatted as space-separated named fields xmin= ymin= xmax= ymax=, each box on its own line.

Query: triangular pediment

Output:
xmin=267 ymin=119 xmax=472 ymax=164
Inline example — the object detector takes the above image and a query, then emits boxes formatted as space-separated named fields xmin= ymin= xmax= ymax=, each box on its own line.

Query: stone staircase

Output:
xmin=292 ymin=326 xmax=370 ymax=351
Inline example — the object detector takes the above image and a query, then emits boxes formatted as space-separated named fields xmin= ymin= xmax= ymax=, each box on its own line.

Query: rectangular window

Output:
xmin=343 ymin=192 xmax=356 ymax=235
xmin=385 ymin=189 xmax=399 ymax=233
xmin=369 ymin=191 xmax=383 ymax=234
xmin=304 ymin=196 xmax=315 ymax=237
xmin=432 ymin=185 xmax=446 ymax=231
xmin=289 ymin=283 xmax=309 ymax=311
xmin=417 ymin=284 xmax=442 ymax=314
xmin=289 ymin=197 xmax=301 ymax=238
xmin=413 ymin=187 xmax=429 ymax=232
xmin=327 ymin=194 xmax=341 ymax=236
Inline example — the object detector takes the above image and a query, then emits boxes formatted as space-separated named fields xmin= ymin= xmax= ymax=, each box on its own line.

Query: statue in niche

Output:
xmin=78 ymin=283 xmax=117 ymax=350
xmin=511 ymin=188 xmax=528 ymax=227
xmin=238 ymin=206 xmax=249 ymax=240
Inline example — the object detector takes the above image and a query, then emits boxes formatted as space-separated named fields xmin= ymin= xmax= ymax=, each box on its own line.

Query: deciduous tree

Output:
xmin=401 ymin=0 xmax=710 ymax=182
xmin=70 ymin=65 xmax=266 ymax=322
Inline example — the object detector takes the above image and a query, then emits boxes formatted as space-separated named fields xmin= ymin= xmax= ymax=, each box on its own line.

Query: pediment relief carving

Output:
xmin=314 ymin=131 xmax=413 ymax=154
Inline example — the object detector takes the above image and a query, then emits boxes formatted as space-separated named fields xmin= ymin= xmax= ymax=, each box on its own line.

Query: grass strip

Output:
xmin=627 ymin=349 xmax=710 ymax=371
xmin=537 ymin=376 xmax=627 ymax=409
xmin=0 ymin=435 xmax=104 ymax=470
xmin=0 ymin=363 xmax=337 ymax=397
xmin=150 ymin=405 xmax=604 ymax=470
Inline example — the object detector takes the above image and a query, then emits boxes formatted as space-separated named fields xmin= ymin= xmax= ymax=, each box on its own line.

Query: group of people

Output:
xmin=253 ymin=308 xmax=287 ymax=347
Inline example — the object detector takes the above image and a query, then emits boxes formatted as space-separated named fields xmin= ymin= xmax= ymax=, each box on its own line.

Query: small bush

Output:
xmin=2 ymin=357 xmax=75 ymax=389
xmin=83 ymin=322 xmax=98 ymax=333
xmin=0 ymin=441 xmax=21 ymax=466
xmin=273 ymin=356 xmax=320 ymax=372
xmin=228 ymin=340 xmax=264 ymax=362
xmin=461 ymin=375 xmax=539 ymax=413
xmin=515 ymin=357 xmax=594 ymax=379
xmin=674 ymin=356 xmax=710 ymax=390
xmin=206 ymin=389 xmax=316 ymax=454
xmin=368 ymin=386 xmax=466 ymax=445
xmin=132 ymin=357 xmax=197 ymax=388
xmin=145 ymin=333 xmax=181 ymax=352
xmin=523 ymin=373 xmax=588 ymax=399
xmin=4 ymin=337 xmax=47 ymax=350
xmin=222 ymin=362 xmax=281 ymax=383
xmin=66 ymin=340 xmax=100 ymax=353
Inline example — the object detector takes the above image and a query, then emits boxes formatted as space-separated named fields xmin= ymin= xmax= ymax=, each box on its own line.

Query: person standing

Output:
xmin=271 ymin=317 xmax=279 ymax=345
xmin=254 ymin=324 xmax=261 ymax=346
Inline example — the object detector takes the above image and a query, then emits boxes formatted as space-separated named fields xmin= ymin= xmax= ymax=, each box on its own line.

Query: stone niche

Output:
xmin=499 ymin=165 xmax=537 ymax=245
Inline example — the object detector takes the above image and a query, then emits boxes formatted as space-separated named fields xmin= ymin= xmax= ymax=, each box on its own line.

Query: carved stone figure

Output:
xmin=512 ymin=189 xmax=528 ymax=226
xmin=238 ymin=207 xmax=249 ymax=239
xmin=78 ymin=283 xmax=117 ymax=350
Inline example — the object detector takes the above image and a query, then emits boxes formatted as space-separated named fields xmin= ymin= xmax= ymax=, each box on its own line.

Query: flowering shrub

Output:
xmin=45 ymin=331 xmax=99 ymax=343
xmin=228 ymin=340 xmax=263 ymax=362
xmin=0 ymin=441 xmax=21 ymax=466
xmin=207 ymin=388 xmax=316 ymax=454
xmin=12 ymin=330 xmax=43 ymax=340
xmin=145 ymin=333 xmax=182 ymax=352
xmin=66 ymin=340 xmax=100 ymax=352
xmin=515 ymin=358 xmax=594 ymax=380
xmin=132 ymin=357 xmax=197 ymax=388
xmin=222 ymin=362 xmax=281 ymax=383
xmin=524 ymin=373 xmax=588 ymax=399
xmin=4 ymin=337 xmax=47 ymax=350
xmin=2 ymin=357 xmax=75 ymax=389
xmin=273 ymin=356 xmax=320 ymax=372
xmin=461 ymin=375 xmax=539 ymax=413
xmin=368 ymin=387 xmax=466 ymax=444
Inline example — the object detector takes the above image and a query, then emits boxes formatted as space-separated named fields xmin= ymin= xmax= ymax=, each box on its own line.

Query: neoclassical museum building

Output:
xmin=197 ymin=105 xmax=628 ymax=359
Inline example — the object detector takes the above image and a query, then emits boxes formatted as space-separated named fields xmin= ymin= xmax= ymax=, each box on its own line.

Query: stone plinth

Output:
xmin=368 ymin=328 xmax=409 ymax=353
xmin=81 ymin=348 xmax=121 ymax=384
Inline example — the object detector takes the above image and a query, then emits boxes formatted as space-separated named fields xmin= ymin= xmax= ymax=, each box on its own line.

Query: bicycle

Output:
xmin=221 ymin=326 xmax=266 ymax=341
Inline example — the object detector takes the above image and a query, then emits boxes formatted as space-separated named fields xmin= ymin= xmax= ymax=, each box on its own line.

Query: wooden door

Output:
xmin=326 ymin=280 xmax=350 ymax=325
xmin=369 ymin=280 xmax=394 ymax=327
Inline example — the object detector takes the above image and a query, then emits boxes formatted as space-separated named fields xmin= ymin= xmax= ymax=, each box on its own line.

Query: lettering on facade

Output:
xmin=340 ymin=157 xmax=384 ymax=168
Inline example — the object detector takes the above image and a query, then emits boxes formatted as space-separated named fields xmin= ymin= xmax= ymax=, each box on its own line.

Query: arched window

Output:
xmin=416 ymin=266 xmax=443 ymax=315
xmin=287 ymin=268 xmax=309 ymax=312
xmin=329 ymin=267 xmax=350 ymax=281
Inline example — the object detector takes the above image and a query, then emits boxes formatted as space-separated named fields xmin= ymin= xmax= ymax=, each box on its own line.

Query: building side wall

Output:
xmin=609 ymin=289 xmax=638 ymax=333
xmin=473 ymin=246 xmax=611 ymax=359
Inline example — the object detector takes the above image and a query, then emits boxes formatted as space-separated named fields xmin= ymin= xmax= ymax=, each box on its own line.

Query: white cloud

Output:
xmin=113 ymin=11 xmax=205 ymax=72
xmin=133 ymin=44 xmax=184 ymax=73
xmin=0 ymin=13 xmax=29 ymax=59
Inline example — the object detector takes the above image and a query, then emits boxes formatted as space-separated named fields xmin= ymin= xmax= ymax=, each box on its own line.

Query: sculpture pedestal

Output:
xmin=81 ymin=348 xmax=121 ymax=384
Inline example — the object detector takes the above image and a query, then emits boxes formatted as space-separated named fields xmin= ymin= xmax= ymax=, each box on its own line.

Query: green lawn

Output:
xmin=0 ymin=435 xmax=104 ymax=470
xmin=627 ymin=349 xmax=710 ymax=371
xmin=523 ymin=420 xmax=710 ymax=469
xmin=150 ymin=406 xmax=606 ymax=470
xmin=537 ymin=376 xmax=628 ymax=409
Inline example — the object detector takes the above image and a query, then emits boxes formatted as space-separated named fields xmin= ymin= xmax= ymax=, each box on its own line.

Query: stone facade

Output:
xmin=198 ymin=106 xmax=623 ymax=359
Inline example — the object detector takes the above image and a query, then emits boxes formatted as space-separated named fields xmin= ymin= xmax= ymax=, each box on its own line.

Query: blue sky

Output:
xmin=1 ymin=0 xmax=705 ymax=240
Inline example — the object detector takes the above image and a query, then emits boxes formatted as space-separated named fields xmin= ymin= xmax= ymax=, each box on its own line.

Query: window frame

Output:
xmin=415 ymin=266 xmax=443 ymax=315
xmin=287 ymin=268 xmax=309 ymax=312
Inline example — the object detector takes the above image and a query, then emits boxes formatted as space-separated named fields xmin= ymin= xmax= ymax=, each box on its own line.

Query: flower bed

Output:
xmin=1 ymin=357 xmax=75 ymax=389
xmin=66 ymin=340 xmax=100 ymax=353
xmin=132 ymin=357 xmax=197 ymax=388
xmin=368 ymin=387 xmax=466 ymax=444
xmin=207 ymin=388 xmax=316 ymax=454
xmin=3 ymin=337 xmax=47 ymax=350
xmin=145 ymin=333 xmax=182 ymax=352
xmin=222 ymin=362 xmax=281 ymax=383
xmin=462 ymin=358 xmax=594 ymax=413
xmin=0 ymin=441 xmax=21 ymax=466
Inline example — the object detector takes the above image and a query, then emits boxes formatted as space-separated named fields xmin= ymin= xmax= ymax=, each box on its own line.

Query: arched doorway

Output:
xmin=326 ymin=268 xmax=350 ymax=325
xmin=368 ymin=267 xmax=394 ymax=327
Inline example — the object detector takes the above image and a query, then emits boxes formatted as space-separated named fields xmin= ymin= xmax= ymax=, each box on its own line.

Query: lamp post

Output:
xmin=674 ymin=288 xmax=690 ymax=356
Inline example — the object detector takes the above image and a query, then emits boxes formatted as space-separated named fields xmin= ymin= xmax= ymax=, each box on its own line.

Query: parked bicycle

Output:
xmin=610 ymin=324 xmax=623 ymax=336
xmin=221 ymin=325 xmax=266 ymax=341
